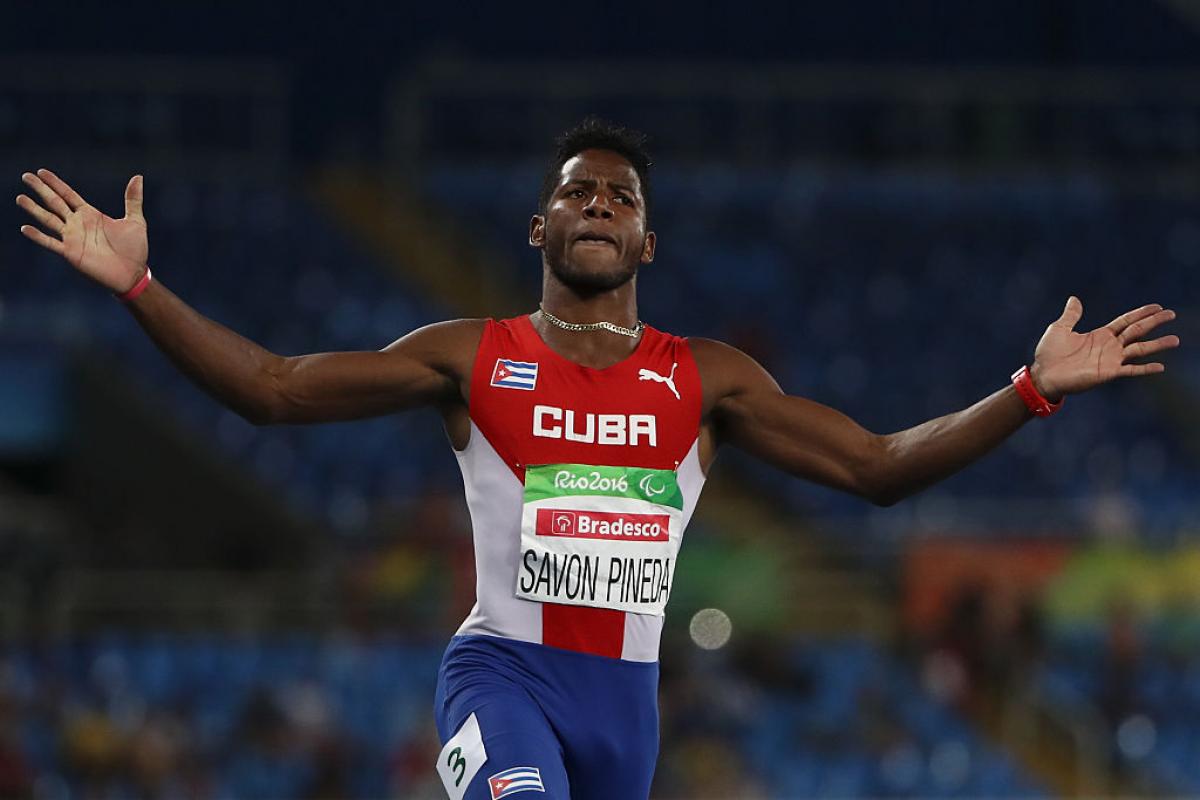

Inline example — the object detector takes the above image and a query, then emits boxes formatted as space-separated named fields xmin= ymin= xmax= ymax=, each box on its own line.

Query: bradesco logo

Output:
xmin=535 ymin=508 xmax=670 ymax=542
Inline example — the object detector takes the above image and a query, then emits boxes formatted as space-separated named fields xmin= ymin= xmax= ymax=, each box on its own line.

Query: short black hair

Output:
xmin=538 ymin=116 xmax=653 ymax=222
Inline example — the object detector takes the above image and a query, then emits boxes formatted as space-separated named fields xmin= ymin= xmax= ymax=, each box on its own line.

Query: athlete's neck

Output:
xmin=538 ymin=279 xmax=639 ymax=331
xmin=534 ymin=279 xmax=641 ymax=369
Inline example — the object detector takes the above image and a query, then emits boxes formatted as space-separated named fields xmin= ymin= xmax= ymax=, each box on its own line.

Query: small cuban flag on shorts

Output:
xmin=488 ymin=766 xmax=545 ymax=798
xmin=490 ymin=358 xmax=539 ymax=391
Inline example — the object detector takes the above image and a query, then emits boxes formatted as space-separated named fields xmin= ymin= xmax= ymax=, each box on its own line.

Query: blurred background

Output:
xmin=1 ymin=1 xmax=1198 ymax=797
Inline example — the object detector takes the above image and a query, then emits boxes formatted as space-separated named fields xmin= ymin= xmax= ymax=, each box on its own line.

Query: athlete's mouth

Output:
xmin=573 ymin=232 xmax=617 ymax=247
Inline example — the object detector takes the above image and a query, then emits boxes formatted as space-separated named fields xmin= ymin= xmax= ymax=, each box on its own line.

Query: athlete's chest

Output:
xmin=470 ymin=320 xmax=701 ymax=473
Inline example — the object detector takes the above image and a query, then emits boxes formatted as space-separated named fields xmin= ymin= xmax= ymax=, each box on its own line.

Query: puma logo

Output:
xmin=638 ymin=362 xmax=680 ymax=400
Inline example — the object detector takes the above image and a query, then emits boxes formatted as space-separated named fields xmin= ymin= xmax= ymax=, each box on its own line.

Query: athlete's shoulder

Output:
xmin=685 ymin=337 xmax=752 ymax=369
xmin=382 ymin=318 xmax=487 ymax=372
xmin=686 ymin=337 xmax=783 ymax=406
xmin=385 ymin=318 xmax=487 ymax=348
xmin=493 ymin=313 xmax=529 ymax=325
xmin=640 ymin=321 xmax=688 ymax=345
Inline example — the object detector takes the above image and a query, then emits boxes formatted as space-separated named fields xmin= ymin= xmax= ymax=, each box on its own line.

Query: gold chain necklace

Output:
xmin=538 ymin=304 xmax=644 ymax=339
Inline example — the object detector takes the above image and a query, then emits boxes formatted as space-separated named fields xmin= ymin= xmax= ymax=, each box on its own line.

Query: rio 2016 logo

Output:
xmin=638 ymin=473 xmax=665 ymax=498
xmin=549 ymin=468 xmax=668 ymax=500
xmin=554 ymin=470 xmax=628 ymax=492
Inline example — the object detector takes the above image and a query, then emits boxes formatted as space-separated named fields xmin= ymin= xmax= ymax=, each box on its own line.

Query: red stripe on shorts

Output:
xmin=542 ymin=603 xmax=625 ymax=658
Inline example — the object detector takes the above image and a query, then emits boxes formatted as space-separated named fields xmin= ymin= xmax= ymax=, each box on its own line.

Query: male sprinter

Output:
xmin=16 ymin=119 xmax=1179 ymax=799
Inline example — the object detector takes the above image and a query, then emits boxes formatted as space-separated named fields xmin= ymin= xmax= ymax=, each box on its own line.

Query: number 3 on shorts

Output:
xmin=437 ymin=712 xmax=488 ymax=799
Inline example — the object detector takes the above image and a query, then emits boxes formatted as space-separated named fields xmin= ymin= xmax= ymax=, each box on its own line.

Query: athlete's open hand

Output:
xmin=1031 ymin=296 xmax=1180 ymax=401
xmin=16 ymin=169 xmax=148 ymax=294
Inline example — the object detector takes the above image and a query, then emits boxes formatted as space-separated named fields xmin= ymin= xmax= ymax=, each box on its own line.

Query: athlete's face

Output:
xmin=530 ymin=149 xmax=655 ymax=294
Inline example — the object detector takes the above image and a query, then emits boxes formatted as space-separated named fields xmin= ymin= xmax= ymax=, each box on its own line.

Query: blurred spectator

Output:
xmin=0 ymin=688 xmax=32 ymax=799
xmin=1100 ymin=599 xmax=1144 ymax=777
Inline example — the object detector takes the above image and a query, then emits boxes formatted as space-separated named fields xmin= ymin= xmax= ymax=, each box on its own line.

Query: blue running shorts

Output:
xmin=433 ymin=634 xmax=660 ymax=799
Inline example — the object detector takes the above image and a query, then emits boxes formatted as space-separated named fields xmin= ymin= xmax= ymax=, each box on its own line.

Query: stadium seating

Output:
xmin=1040 ymin=627 xmax=1200 ymax=796
xmin=735 ymin=639 xmax=1043 ymax=797
xmin=1 ymin=634 xmax=1044 ymax=799
xmin=1 ymin=177 xmax=458 ymax=532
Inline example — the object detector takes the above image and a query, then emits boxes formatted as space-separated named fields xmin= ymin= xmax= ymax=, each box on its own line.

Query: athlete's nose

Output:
xmin=583 ymin=195 xmax=614 ymax=220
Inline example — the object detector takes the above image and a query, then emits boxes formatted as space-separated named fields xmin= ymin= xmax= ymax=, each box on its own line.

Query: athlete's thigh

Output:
xmin=538 ymin=650 xmax=659 ymax=800
xmin=558 ymin=692 xmax=659 ymax=800
xmin=436 ymin=687 xmax=570 ymax=800
xmin=563 ymin=741 xmax=657 ymax=800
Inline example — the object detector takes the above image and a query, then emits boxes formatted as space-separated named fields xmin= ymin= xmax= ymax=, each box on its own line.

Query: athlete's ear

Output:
xmin=529 ymin=214 xmax=546 ymax=248
xmin=640 ymin=230 xmax=656 ymax=264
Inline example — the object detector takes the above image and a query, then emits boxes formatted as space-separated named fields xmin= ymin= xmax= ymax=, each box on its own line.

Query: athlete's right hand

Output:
xmin=16 ymin=169 xmax=149 ymax=294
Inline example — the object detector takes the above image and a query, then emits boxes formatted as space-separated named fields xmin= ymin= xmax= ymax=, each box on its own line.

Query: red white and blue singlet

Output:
xmin=434 ymin=315 xmax=707 ymax=799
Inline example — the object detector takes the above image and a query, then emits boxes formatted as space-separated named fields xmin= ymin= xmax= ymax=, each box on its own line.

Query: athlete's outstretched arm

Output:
xmin=16 ymin=169 xmax=479 ymax=425
xmin=693 ymin=297 xmax=1179 ymax=506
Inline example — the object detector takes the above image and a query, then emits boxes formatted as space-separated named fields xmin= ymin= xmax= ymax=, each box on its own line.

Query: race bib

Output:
xmin=436 ymin=713 xmax=487 ymax=799
xmin=516 ymin=463 xmax=683 ymax=616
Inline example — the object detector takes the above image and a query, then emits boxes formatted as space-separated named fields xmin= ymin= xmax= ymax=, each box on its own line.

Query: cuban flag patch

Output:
xmin=488 ymin=766 xmax=545 ymax=798
xmin=490 ymin=358 xmax=539 ymax=391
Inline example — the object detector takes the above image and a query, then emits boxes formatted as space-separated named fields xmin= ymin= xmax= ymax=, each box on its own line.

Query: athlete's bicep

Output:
xmin=693 ymin=338 xmax=885 ymax=498
xmin=719 ymin=388 xmax=887 ymax=497
xmin=267 ymin=319 xmax=483 ymax=424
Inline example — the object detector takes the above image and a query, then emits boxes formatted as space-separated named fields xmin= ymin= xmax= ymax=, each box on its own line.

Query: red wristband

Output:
xmin=116 ymin=267 xmax=152 ymax=303
xmin=1011 ymin=365 xmax=1063 ymax=418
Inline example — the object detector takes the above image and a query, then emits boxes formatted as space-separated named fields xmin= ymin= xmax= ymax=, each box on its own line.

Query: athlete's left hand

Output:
xmin=1030 ymin=296 xmax=1180 ymax=401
